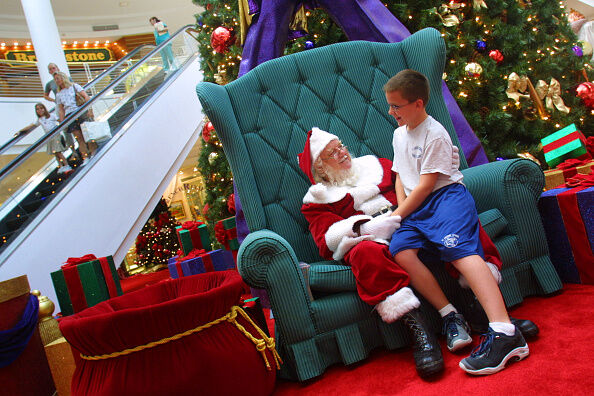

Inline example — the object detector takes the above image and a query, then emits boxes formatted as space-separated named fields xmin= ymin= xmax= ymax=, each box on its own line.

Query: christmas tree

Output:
xmin=192 ymin=0 xmax=593 ymax=210
xmin=134 ymin=198 xmax=180 ymax=268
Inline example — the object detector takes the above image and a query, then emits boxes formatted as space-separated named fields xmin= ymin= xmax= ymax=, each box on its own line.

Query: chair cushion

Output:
xmin=478 ymin=208 xmax=508 ymax=240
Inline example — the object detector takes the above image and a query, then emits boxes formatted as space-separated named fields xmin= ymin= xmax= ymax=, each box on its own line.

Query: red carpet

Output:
xmin=273 ymin=283 xmax=594 ymax=395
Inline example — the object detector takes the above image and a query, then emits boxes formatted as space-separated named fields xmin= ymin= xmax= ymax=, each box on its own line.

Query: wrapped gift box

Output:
xmin=215 ymin=216 xmax=239 ymax=261
xmin=538 ymin=186 xmax=594 ymax=284
xmin=176 ymin=222 xmax=212 ymax=256
xmin=543 ymin=160 xmax=594 ymax=190
xmin=168 ymin=249 xmax=235 ymax=279
xmin=541 ymin=124 xmax=588 ymax=168
xmin=51 ymin=255 xmax=123 ymax=316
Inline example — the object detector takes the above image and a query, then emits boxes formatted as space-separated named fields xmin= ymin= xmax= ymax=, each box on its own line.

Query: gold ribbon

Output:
xmin=535 ymin=78 xmax=571 ymax=114
xmin=473 ymin=0 xmax=488 ymax=10
xmin=238 ymin=0 xmax=253 ymax=46
xmin=434 ymin=5 xmax=460 ymax=27
xmin=289 ymin=5 xmax=308 ymax=34
xmin=506 ymin=72 xmax=530 ymax=102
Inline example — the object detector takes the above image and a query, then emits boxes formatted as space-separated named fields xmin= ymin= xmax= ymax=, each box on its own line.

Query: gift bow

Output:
xmin=181 ymin=220 xmax=204 ymax=230
xmin=506 ymin=72 xmax=530 ymax=101
xmin=564 ymin=172 xmax=594 ymax=188
xmin=556 ymin=158 xmax=591 ymax=170
xmin=215 ymin=221 xmax=230 ymax=248
xmin=535 ymin=78 xmax=570 ymax=113
xmin=587 ymin=136 xmax=594 ymax=157
xmin=63 ymin=254 xmax=97 ymax=267
xmin=177 ymin=248 xmax=207 ymax=262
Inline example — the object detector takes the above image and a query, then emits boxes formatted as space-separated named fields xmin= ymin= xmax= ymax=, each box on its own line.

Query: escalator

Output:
xmin=0 ymin=26 xmax=205 ymax=303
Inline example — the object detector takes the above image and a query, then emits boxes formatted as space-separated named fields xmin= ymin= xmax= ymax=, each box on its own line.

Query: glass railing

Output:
xmin=0 ymin=25 xmax=199 ymax=252
xmin=0 ymin=44 xmax=156 ymax=154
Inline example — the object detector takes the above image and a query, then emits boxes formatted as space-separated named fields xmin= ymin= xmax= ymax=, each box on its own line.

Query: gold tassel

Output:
xmin=289 ymin=5 xmax=308 ymax=33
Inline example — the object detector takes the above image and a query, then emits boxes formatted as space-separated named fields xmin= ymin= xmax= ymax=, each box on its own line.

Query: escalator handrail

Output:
xmin=0 ymin=44 xmax=157 ymax=156
xmin=0 ymin=24 xmax=197 ymax=181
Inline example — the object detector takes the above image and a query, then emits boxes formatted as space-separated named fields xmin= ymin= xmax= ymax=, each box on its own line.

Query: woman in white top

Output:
xmin=54 ymin=71 xmax=95 ymax=162
xmin=16 ymin=103 xmax=75 ymax=174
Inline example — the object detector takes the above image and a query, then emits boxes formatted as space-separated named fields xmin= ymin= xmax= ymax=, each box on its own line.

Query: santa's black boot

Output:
xmin=467 ymin=298 xmax=539 ymax=338
xmin=402 ymin=308 xmax=444 ymax=378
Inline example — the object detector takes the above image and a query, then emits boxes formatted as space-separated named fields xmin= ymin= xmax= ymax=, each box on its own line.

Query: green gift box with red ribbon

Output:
xmin=50 ymin=254 xmax=123 ymax=316
xmin=541 ymin=124 xmax=588 ymax=168
xmin=215 ymin=216 xmax=239 ymax=261
xmin=176 ymin=221 xmax=211 ymax=256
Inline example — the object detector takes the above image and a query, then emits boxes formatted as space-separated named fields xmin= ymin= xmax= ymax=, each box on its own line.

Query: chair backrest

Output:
xmin=196 ymin=28 xmax=465 ymax=263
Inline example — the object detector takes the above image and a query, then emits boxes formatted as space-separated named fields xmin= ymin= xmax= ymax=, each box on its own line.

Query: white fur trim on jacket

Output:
xmin=325 ymin=215 xmax=374 ymax=260
xmin=376 ymin=287 xmax=421 ymax=323
xmin=458 ymin=261 xmax=502 ymax=289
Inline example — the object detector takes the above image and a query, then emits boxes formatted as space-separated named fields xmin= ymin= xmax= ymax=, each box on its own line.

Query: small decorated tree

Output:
xmin=134 ymin=199 xmax=180 ymax=268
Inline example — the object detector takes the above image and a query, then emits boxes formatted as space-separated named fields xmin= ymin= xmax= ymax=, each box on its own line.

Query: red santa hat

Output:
xmin=298 ymin=127 xmax=339 ymax=184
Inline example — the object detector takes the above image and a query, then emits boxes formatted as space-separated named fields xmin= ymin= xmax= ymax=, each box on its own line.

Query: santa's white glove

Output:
xmin=359 ymin=215 xmax=402 ymax=240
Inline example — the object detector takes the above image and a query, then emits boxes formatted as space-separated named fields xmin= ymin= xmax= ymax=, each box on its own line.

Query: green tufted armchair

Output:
xmin=196 ymin=28 xmax=561 ymax=381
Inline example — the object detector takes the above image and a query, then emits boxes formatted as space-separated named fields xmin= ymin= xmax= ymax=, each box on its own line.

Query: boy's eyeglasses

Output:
xmin=322 ymin=144 xmax=348 ymax=160
xmin=389 ymin=101 xmax=415 ymax=112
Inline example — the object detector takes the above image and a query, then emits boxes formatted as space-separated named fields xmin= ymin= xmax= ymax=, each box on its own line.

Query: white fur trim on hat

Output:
xmin=310 ymin=127 xmax=339 ymax=164
xmin=458 ymin=261 xmax=502 ymax=289
xmin=376 ymin=287 xmax=420 ymax=323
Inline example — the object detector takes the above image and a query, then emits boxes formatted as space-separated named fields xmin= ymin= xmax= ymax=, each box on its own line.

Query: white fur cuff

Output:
xmin=376 ymin=287 xmax=420 ymax=323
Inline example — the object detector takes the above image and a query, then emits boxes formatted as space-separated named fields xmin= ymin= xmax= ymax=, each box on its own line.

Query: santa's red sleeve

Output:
xmin=301 ymin=200 xmax=373 ymax=261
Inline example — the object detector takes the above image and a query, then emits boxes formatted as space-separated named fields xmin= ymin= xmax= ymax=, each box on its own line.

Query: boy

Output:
xmin=384 ymin=69 xmax=529 ymax=375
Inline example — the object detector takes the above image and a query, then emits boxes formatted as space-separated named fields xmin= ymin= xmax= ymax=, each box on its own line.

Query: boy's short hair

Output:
xmin=383 ymin=69 xmax=430 ymax=106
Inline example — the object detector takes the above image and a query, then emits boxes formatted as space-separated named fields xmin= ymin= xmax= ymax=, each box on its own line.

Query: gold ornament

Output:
xmin=535 ymin=78 xmax=571 ymax=114
xmin=37 ymin=293 xmax=63 ymax=346
xmin=465 ymin=62 xmax=483 ymax=77
xmin=505 ymin=72 xmax=530 ymax=101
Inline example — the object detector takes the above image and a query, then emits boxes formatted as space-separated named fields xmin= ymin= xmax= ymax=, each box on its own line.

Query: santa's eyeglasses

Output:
xmin=322 ymin=143 xmax=348 ymax=160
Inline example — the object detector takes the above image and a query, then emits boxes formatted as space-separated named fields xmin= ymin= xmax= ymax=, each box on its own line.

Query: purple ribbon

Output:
xmin=0 ymin=294 xmax=39 ymax=368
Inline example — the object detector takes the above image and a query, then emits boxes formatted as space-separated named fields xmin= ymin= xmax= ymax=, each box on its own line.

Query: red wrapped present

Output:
xmin=50 ymin=254 xmax=123 ymax=316
xmin=176 ymin=221 xmax=211 ymax=256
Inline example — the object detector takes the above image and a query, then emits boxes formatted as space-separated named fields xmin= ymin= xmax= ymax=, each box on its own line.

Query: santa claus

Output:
xmin=297 ymin=127 xmax=537 ymax=378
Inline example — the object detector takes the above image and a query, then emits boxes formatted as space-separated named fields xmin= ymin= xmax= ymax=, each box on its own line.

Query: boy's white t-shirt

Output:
xmin=391 ymin=115 xmax=463 ymax=196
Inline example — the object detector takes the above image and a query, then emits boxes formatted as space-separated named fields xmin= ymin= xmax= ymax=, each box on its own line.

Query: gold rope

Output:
xmin=80 ymin=306 xmax=282 ymax=371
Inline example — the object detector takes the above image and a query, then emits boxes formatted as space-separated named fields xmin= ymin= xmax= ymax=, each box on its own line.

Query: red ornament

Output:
xmin=489 ymin=50 xmax=504 ymax=64
xmin=576 ymin=82 xmax=594 ymax=109
xmin=227 ymin=193 xmax=235 ymax=214
xmin=202 ymin=121 xmax=215 ymax=143
xmin=211 ymin=26 xmax=235 ymax=53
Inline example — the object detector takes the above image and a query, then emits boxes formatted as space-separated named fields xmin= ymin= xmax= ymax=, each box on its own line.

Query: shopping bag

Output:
xmin=81 ymin=121 xmax=111 ymax=142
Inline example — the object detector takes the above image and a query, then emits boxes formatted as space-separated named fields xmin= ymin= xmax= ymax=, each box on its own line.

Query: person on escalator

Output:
xmin=15 ymin=103 xmax=74 ymax=174
xmin=149 ymin=16 xmax=176 ymax=72
xmin=54 ymin=71 xmax=96 ymax=164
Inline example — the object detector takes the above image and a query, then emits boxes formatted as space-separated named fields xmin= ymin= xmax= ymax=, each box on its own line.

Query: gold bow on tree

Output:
xmin=506 ymin=72 xmax=530 ymax=102
xmin=473 ymin=1 xmax=488 ymax=10
xmin=535 ymin=78 xmax=571 ymax=114
xmin=434 ymin=4 xmax=460 ymax=27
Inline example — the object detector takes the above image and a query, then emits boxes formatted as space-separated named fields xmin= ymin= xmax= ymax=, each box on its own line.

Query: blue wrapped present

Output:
xmin=538 ymin=186 xmax=594 ymax=284
xmin=168 ymin=249 xmax=235 ymax=279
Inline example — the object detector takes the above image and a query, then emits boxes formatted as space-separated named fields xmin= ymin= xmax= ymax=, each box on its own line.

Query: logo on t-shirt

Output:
xmin=441 ymin=233 xmax=459 ymax=248
xmin=411 ymin=146 xmax=423 ymax=158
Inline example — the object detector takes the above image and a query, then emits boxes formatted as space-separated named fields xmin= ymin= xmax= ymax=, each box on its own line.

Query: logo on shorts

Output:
xmin=442 ymin=233 xmax=459 ymax=248
xmin=412 ymin=146 xmax=423 ymax=158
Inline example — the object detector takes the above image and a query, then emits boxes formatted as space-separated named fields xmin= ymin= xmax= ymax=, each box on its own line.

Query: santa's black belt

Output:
xmin=371 ymin=205 xmax=398 ymax=218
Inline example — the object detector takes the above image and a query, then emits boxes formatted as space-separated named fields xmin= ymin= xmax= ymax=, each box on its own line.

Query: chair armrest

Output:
xmin=462 ymin=158 xmax=548 ymax=260
xmin=238 ymin=229 xmax=317 ymax=344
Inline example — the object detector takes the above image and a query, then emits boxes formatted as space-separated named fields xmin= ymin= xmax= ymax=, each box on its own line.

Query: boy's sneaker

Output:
xmin=442 ymin=311 xmax=472 ymax=352
xmin=459 ymin=326 xmax=529 ymax=375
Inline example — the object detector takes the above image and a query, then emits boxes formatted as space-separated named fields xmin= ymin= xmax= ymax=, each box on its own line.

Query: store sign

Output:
xmin=5 ymin=48 xmax=113 ymax=62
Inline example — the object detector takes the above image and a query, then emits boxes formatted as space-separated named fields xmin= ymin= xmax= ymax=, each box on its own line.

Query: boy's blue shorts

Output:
xmin=389 ymin=183 xmax=484 ymax=262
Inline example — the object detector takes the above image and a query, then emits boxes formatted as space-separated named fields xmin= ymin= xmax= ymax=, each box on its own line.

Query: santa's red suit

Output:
xmin=301 ymin=155 xmax=502 ymax=313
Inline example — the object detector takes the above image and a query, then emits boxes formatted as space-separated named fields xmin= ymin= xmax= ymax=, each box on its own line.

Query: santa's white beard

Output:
xmin=322 ymin=165 xmax=359 ymax=187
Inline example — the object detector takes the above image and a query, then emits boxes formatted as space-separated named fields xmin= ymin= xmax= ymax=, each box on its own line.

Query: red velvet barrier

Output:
xmin=59 ymin=271 xmax=276 ymax=396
